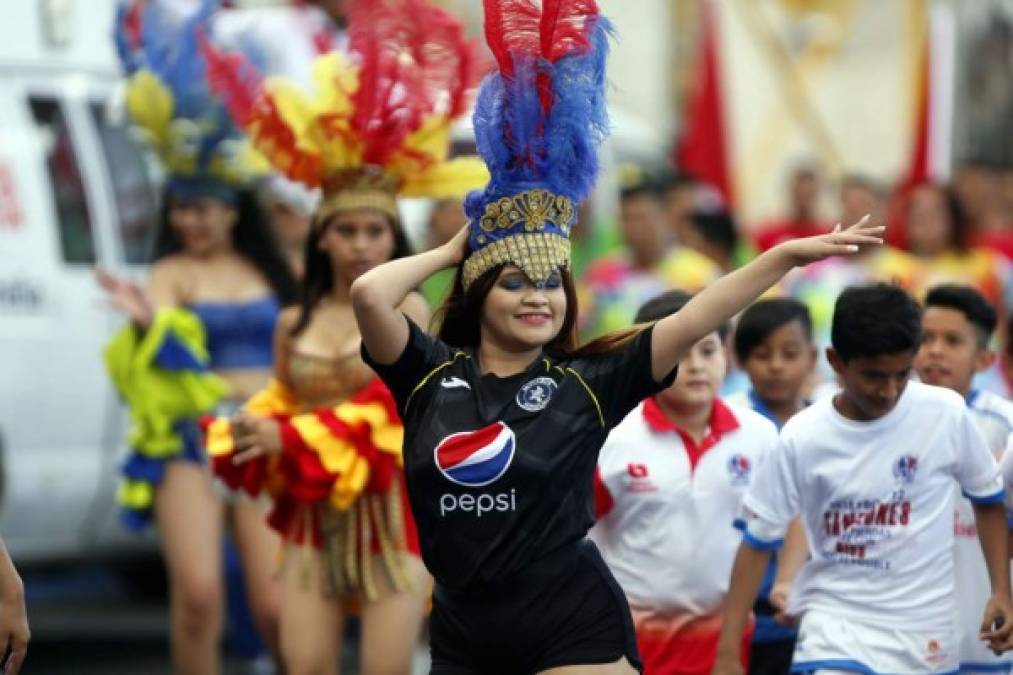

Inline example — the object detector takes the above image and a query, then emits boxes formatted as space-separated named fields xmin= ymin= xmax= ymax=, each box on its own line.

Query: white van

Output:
xmin=0 ymin=0 xmax=161 ymax=562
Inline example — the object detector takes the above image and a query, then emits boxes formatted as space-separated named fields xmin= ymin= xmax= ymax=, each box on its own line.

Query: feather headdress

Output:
xmin=114 ymin=0 xmax=266 ymax=201
xmin=461 ymin=0 xmax=611 ymax=289
xmin=202 ymin=0 xmax=489 ymax=223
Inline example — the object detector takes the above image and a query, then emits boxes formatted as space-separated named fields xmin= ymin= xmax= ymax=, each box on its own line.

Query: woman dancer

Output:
xmin=351 ymin=0 xmax=883 ymax=672
xmin=202 ymin=1 xmax=486 ymax=672
xmin=98 ymin=2 xmax=296 ymax=672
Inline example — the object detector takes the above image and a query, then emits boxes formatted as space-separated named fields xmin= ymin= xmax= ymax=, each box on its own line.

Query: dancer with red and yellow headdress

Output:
xmin=201 ymin=0 xmax=486 ymax=670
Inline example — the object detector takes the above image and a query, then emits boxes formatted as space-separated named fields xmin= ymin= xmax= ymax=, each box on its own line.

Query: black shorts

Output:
xmin=430 ymin=540 xmax=642 ymax=674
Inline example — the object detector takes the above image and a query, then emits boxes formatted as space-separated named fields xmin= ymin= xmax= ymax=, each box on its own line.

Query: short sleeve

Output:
xmin=570 ymin=325 xmax=677 ymax=429
xmin=739 ymin=437 xmax=800 ymax=550
xmin=954 ymin=407 xmax=1004 ymax=504
xmin=361 ymin=315 xmax=454 ymax=415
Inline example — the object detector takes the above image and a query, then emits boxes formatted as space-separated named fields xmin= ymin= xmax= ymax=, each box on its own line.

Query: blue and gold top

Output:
xmin=189 ymin=297 xmax=279 ymax=370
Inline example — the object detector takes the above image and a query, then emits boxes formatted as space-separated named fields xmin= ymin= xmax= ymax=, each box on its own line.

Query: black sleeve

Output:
xmin=570 ymin=325 xmax=677 ymax=429
xmin=361 ymin=315 xmax=454 ymax=415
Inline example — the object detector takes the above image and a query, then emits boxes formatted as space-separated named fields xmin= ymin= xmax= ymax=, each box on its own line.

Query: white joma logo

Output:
xmin=440 ymin=376 xmax=471 ymax=390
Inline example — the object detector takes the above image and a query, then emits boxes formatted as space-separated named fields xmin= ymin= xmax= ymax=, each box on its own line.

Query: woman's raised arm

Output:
xmin=351 ymin=226 xmax=468 ymax=364
xmin=650 ymin=217 xmax=884 ymax=382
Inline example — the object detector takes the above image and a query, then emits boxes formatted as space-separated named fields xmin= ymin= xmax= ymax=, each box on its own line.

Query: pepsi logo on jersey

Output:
xmin=435 ymin=421 xmax=518 ymax=517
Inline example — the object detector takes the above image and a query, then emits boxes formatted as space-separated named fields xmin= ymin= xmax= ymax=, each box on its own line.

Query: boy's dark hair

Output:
xmin=831 ymin=283 xmax=922 ymax=361
xmin=635 ymin=289 xmax=730 ymax=340
xmin=688 ymin=210 xmax=739 ymax=257
xmin=619 ymin=164 xmax=665 ymax=204
xmin=924 ymin=284 xmax=997 ymax=347
xmin=734 ymin=299 xmax=813 ymax=362
xmin=620 ymin=180 xmax=663 ymax=204
xmin=659 ymin=169 xmax=698 ymax=195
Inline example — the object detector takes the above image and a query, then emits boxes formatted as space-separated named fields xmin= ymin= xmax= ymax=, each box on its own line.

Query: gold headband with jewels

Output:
xmin=316 ymin=167 xmax=401 ymax=224
xmin=463 ymin=188 xmax=575 ymax=289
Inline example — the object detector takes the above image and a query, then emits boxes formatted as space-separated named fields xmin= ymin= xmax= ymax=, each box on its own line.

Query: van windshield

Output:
xmin=90 ymin=104 xmax=161 ymax=265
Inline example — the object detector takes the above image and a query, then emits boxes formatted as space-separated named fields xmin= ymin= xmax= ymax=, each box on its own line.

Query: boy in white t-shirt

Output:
xmin=592 ymin=290 xmax=790 ymax=674
xmin=714 ymin=283 xmax=1013 ymax=675
xmin=915 ymin=283 xmax=1013 ymax=673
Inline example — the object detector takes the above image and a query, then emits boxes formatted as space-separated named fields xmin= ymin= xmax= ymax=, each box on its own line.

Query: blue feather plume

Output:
xmin=464 ymin=15 xmax=611 ymax=227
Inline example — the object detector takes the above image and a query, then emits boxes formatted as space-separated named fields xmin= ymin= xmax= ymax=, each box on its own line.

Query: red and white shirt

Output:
xmin=591 ymin=397 xmax=778 ymax=618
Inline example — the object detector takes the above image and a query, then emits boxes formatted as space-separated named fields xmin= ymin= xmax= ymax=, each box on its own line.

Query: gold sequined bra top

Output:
xmin=285 ymin=348 xmax=375 ymax=411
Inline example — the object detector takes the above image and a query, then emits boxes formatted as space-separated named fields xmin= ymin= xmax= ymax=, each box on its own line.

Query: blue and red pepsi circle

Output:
xmin=434 ymin=421 xmax=516 ymax=487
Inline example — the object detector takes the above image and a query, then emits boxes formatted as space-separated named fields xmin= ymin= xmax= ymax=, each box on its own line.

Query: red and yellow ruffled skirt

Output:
xmin=205 ymin=378 xmax=419 ymax=600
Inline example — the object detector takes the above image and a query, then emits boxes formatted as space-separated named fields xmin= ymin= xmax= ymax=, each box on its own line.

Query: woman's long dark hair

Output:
xmin=155 ymin=187 xmax=299 ymax=304
xmin=289 ymin=211 xmax=413 ymax=336
xmin=434 ymin=262 xmax=642 ymax=360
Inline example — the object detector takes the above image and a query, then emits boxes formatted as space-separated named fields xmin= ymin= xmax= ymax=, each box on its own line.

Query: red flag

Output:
xmin=675 ymin=0 xmax=733 ymax=207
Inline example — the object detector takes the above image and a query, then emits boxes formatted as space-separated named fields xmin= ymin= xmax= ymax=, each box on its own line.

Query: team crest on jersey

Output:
xmin=728 ymin=454 xmax=752 ymax=486
xmin=893 ymin=455 xmax=919 ymax=484
xmin=516 ymin=376 xmax=557 ymax=412
xmin=434 ymin=422 xmax=516 ymax=487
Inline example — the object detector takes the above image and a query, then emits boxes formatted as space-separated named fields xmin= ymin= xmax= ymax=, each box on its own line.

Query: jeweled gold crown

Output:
xmin=475 ymin=189 xmax=575 ymax=244
xmin=316 ymin=166 xmax=402 ymax=223
xmin=463 ymin=188 xmax=575 ymax=288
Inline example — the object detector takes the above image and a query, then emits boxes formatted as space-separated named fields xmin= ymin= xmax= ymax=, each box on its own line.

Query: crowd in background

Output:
xmin=413 ymin=160 xmax=1013 ymax=399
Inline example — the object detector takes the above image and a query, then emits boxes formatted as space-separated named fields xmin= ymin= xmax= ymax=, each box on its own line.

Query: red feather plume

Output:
xmin=482 ymin=0 xmax=599 ymax=114
xmin=483 ymin=0 xmax=599 ymax=76
xmin=202 ymin=0 xmax=481 ymax=187
xmin=348 ymin=0 xmax=484 ymax=168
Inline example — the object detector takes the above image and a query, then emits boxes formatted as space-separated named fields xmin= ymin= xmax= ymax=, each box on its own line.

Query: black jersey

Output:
xmin=363 ymin=317 xmax=675 ymax=590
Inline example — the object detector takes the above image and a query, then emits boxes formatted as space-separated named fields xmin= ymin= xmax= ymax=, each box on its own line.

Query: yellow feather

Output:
xmin=266 ymin=78 xmax=323 ymax=156
xmin=403 ymin=116 xmax=454 ymax=162
xmin=401 ymin=157 xmax=490 ymax=198
xmin=312 ymin=52 xmax=358 ymax=116
xmin=125 ymin=71 xmax=174 ymax=149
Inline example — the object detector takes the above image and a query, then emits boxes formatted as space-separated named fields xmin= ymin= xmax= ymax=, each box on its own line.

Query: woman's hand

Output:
xmin=773 ymin=215 xmax=884 ymax=267
xmin=440 ymin=224 xmax=471 ymax=267
xmin=231 ymin=413 xmax=283 ymax=465
xmin=95 ymin=267 xmax=155 ymax=328
xmin=0 ymin=573 xmax=28 ymax=674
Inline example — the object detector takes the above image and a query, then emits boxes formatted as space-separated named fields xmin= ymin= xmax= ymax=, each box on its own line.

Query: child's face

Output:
xmin=915 ymin=307 xmax=993 ymax=396
xmin=828 ymin=349 xmax=915 ymax=420
xmin=741 ymin=321 xmax=816 ymax=405
xmin=658 ymin=331 xmax=727 ymax=409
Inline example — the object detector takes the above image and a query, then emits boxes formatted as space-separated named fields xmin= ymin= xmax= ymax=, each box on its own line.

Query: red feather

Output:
xmin=483 ymin=0 xmax=599 ymax=76
xmin=483 ymin=0 xmax=541 ymax=78
xmin=347 ymin=0 xmax=483 ymax=168
xmin=200 ymin=33 xmax=262 ymax=127
xmin=124 ymin=1 xmax=144 ymax=50
xmin=540 ymin=0 xmax=598 ymax=61
xmin=482 ymin=0 xmax=599 ymax=113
